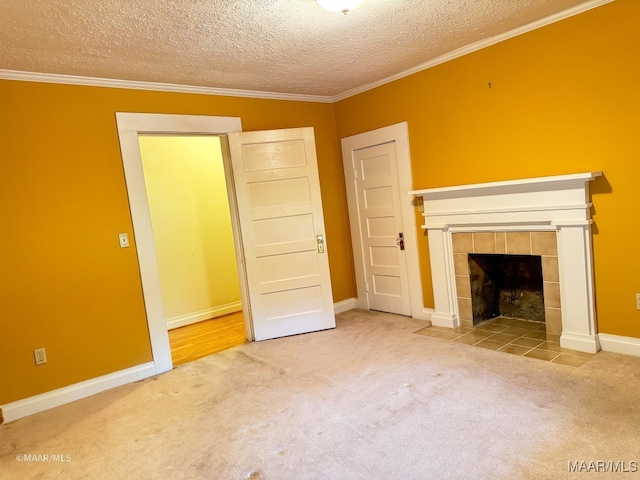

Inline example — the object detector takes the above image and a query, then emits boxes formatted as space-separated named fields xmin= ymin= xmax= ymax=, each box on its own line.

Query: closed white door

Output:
xmin=353 ymin=142 xmax=411 ymax=315
xmin=227 ymin=127 xmax=336 ymax=341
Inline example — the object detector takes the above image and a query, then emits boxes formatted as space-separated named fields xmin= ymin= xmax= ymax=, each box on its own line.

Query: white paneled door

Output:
xmin=353 ymin=142 xmax=411 ymax=316
xmin=228 ymin=127 xmax=336 ymax=341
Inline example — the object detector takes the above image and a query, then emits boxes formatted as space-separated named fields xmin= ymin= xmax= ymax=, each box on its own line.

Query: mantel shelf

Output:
xmin=410 ymin=171 xmax=602 ymax=198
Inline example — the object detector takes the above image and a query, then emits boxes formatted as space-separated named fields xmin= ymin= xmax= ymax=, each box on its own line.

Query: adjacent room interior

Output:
xmin=138 ymin=135 xmax=246 ymax=365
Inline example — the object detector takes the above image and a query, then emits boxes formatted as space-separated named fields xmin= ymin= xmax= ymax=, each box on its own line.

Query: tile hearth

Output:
xmin=415 ymin=317 xmax=595 ymax=367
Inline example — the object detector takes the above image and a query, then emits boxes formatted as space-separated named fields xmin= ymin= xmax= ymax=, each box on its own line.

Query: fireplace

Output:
xmin=452 ymin=231 xmax=561 ymax=335
xmin=411 ymin=172 xmax=601 ymax=353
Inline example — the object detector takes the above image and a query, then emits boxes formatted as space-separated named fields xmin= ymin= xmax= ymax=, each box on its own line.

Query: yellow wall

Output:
xmin=139 ymin=136 xmax=241 ymax=322
xmin=334 ymin=0 xmax=640 ymax=338
xmin=0 ymin=82 xmax=354 ymax=404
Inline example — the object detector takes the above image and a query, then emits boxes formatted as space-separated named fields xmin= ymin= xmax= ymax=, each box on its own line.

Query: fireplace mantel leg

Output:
xmin=427 ymin=227 xmax=459 ymax=328
xmin=556 ymin=223 xmax=600 ymax=353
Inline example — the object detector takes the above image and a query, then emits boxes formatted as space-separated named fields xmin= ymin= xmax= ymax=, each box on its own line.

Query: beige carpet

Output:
xmin=2 ymin=309 xmax=640 ymax=479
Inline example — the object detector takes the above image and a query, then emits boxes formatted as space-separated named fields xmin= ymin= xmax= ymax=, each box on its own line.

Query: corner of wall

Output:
xmin=334 ymin=298 xmax=357 ymax=314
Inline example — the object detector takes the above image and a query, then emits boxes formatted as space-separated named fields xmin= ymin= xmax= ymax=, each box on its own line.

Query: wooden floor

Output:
xmin=168 ymin=311 xmax=247 ymax=366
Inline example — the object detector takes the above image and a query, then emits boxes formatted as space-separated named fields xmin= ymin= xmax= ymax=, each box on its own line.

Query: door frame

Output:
xmin=341 ymin=122 xmax=425 ymax=319
xmin=115 ymin=112 xmax=251 ymax=375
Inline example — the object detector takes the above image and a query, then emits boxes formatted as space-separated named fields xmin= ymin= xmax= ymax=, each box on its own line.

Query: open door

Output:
xmin=228 ymin=127 xmax=336 ymax=341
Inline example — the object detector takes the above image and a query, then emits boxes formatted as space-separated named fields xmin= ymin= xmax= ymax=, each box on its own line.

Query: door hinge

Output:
xmin=353 ymin=169 xmax=357 ymax=180
xmin=365 ymin=282 xmax=369 ymax=293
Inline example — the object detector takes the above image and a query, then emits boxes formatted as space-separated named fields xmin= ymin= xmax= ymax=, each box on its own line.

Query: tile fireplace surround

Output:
xmin=411 ymin=172 xmax=602 ymax=353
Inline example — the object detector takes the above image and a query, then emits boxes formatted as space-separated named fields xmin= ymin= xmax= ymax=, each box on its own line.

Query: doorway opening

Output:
xmin=117 ymin=113 xmax=337 ymax=374
xmin=116 ymin=113 xmax=249 ymax=375
xmin=138 ymin=135 xmax=246 ymax=366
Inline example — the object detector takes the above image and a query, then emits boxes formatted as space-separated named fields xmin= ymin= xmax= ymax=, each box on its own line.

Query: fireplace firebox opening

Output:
xmin=468 ymin=254 xmax=545 ymax=326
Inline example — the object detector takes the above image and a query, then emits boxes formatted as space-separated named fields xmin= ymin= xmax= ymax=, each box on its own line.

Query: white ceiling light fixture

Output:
xmin=317 ymin=0 xmax=366 ymax=15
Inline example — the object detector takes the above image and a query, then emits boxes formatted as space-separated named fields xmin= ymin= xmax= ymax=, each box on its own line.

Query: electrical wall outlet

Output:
xmin=118 ymin=233 xmax=130 ymax=248
xmin=34 ymin=347 xmax=47 ymax=366
xmin=636 ymin=293 xmax=640 ymax=311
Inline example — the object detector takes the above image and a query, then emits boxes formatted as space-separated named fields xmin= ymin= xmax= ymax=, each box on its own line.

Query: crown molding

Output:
xmin=332 ymin=0 xmax=614 ymax=102
xmin=0 ymin=69 xmax=334 ymax=104
xmin=0 ymin=0 xmax=613 ymax=105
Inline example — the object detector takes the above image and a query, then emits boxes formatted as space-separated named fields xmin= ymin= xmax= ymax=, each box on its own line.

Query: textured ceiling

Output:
xmin=0 ymin=0 xmax=600 ymax=98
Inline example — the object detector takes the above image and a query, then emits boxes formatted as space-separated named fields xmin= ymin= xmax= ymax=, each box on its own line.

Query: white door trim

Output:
xmin=115 ymin=113 xmax=247 ymax=375
xmin=341 ymin=122 xmax=425 ymax=319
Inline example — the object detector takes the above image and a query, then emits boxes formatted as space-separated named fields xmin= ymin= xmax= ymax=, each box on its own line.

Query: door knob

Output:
xmin=396 ymin=232 xmax=405 ymax=250
xmin=317 ymin=234 xmax=325 ymax=253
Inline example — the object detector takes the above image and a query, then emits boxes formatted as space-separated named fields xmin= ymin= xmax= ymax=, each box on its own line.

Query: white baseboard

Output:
xmin=334 ymin=298 xmax=356 ymax=314
xmin=1 ymin=362 xmax=156 ymax=424
xmin=599 ymin=333 xmax=640 ymax=357
xmin=167 ymin=302 xmax=242 ymax=330
xmin=340 ymin=298 xmax=431 ymax=321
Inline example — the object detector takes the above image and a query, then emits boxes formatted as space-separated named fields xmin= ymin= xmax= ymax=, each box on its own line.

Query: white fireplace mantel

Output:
xmin=410 ymin=172 xmax=602 ymax=353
